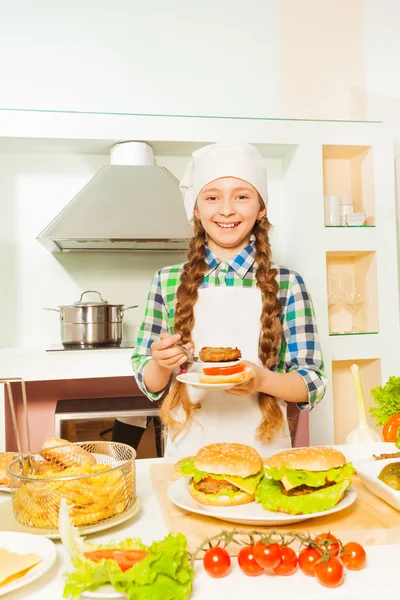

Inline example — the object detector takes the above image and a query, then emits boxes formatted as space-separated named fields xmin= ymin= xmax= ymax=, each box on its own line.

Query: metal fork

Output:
xmin=0 ymin=378 xmax=35 ymax=475
xmin=172 ymin=343 xmax=199 ymax=363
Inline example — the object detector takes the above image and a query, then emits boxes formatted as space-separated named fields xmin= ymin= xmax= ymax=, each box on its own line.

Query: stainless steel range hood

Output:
xmin=37 ymin=142 xmax=193 ymax=252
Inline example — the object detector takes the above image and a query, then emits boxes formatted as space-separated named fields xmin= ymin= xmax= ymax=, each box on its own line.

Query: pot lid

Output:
xmin=72 ymin=290 xmax=114 ymax=307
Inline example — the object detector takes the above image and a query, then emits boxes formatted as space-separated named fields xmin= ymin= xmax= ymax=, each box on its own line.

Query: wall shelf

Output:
xmin=323 ymin=144 xmax=375 ymax=226
xmin=326 ymin=250 xmax=378 ymax=335
xmin=332 ymin=358 xmax=381 ymax=444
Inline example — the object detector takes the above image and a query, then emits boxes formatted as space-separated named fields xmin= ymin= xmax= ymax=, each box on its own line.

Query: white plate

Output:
xmin=176 ymin=372 xmax=238 ymax=390
xmin=0 ymin=531 xmax=57 ymax=597
xmin=334 ymin=441 xmax=398 ymax=464
xmin=0 ymin=498 xmax=140 ymax=539
xmin=167 ymin=478 xmax=357 ymax=526
xmin=354 ymin=456 xmax=400 ymax=511
xmin=81 ymin=585 xmax=126 ymax=599
xmin=0 ymin=485 xmax=10 ymax=494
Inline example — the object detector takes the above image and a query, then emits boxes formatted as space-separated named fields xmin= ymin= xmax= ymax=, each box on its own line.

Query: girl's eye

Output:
xmin=237 ymin=195 xmax=248 ymax=200
xmin=207 ymin=196 xmax=218 ymax=201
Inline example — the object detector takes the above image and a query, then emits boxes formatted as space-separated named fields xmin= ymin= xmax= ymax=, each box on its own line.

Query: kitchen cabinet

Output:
xmin=0 ymin=109 xmax=398 ymax=448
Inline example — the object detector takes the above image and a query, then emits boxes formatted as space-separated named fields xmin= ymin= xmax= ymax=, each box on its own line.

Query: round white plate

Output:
xmin=0 ymin=497 xmax=140 ymax=539
xmin=0 ymin=485 xmax=11 ymax=494
xmin=167 ymin=478 xmax=357 ymax=526
xmin=82 ymin=585 xmax=126 ymax=599
xmin=0 ymin=531 xmax=57 ymax=597
xmin=176 ymin=372 xmax=237 ymax=390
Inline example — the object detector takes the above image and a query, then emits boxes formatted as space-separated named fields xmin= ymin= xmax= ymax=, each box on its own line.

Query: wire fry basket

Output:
xmin=8 ymin=441 xmax=136 ymax=533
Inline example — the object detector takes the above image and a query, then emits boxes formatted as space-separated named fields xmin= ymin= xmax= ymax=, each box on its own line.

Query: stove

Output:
xmin=45 ymin=341 xmax=136 ymax=352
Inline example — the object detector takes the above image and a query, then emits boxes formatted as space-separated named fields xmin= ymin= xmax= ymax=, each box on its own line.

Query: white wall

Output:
xmin=0 ymin=149 xmax=285 ymax=348
xmin=0 ymin=0 xmax=279 ymax=119
xmin=364 ymin=0 xmax=400 ymax=293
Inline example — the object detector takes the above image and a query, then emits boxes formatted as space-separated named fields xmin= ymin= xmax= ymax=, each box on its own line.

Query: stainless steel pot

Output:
xmin=44 ymin=290 xmax=138 ymax=348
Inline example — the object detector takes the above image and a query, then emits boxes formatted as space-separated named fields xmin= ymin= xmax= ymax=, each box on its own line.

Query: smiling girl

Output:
xmin=131 ymin=142 xmax=327 ymax=458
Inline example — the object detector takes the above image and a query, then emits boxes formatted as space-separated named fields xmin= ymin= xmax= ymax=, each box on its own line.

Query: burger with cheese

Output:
xmin=176 ymin=442 xmax=264 ymax=506
xmin=255 ymin=446 xmax=354 ymax=515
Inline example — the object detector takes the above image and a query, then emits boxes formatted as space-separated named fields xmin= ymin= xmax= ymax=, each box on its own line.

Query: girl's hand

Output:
xmin=151 ymin=333 xmax=194 ymax=372
xmin=225 ymin=360 xmax=264 ymax=396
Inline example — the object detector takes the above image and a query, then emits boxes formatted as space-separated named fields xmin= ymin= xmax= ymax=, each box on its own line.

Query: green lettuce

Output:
xmin=369 ymin=376 xmax=400 ymax=426
xmin=264 ymin=462 xmax=354 ymax=489
xmin=179 ymin=457 xmax=263 ymax=490
xmin=63 ymin=533 xmax=194 ymax=600
xmin=255 ymin=477 xmax=351 ymax=515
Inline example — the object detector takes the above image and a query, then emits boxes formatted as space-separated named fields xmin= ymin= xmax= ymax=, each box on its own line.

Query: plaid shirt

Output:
xmin=131 ymin=242 xmax=327 ymax=410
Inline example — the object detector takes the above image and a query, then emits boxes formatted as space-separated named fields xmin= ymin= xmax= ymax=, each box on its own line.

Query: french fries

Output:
xmin=12 ymin=458 xmax=135 ymax=529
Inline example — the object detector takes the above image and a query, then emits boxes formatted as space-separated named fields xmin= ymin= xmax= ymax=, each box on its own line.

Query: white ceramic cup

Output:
xmin=324 ymin=196 xmax=341 ymax=226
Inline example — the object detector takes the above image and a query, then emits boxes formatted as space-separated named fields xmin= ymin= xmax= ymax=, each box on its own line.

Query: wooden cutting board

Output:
xmin=151 ymin=463 xmax=400 ymax=557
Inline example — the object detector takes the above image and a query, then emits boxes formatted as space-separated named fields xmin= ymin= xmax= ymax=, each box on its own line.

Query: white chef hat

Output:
xmin=179 ymin=142 xmax=268 ymax=223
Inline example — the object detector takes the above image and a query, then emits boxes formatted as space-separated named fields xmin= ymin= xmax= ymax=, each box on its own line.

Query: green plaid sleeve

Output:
xmin=131 ymin=269 xmax=172 ymax=401
xmin=278 ymin=271 xmax=327 ymax=411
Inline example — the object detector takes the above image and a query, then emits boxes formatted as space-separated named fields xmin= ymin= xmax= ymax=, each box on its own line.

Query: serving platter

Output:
xmin=167 ymin=478 xmax=356 ymax=526
xmin=355 ymin=457 xmax=400 ymax=512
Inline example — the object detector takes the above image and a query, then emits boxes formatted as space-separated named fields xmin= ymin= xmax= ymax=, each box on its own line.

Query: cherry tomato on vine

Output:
xmin=272 ymin=546 xmax=298 ymax=576
xmin=341 ymin=542 xmax=366 ymax=570
xmin=203 ymin=547 xmax=231 ymax=578
xmin=314 ymin=557 xmax=344 ymax=587
xmin=238 ymin=546 xmax=264 ymax=576
xmin=298 ymin=546 xmax=322 ymax=576
xmin=315 ymin=533 xmax=340 ymax=557
xmin=253 ymin=542 xmax=282 ymax=570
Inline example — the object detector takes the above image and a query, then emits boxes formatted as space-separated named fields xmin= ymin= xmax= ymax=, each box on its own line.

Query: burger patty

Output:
xmin=193 ymin=478 xmax=239 ymax=494
xmin=279 ymin=481 xmax=336 ymax=496
xmin=199 ymin=346 xmax=242 ymax=362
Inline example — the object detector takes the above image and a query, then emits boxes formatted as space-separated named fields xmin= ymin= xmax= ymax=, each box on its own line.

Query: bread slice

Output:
xmin=199 ymin=368 xmax=253 ymax=385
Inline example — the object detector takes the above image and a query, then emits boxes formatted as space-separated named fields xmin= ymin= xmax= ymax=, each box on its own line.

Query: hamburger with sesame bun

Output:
xmin=255 ymin=446 xmax=354 ymax=515
xmin=176 ymin=442 xmax=264 ymax=506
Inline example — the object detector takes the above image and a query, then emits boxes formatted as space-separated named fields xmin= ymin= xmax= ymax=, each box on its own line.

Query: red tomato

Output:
xmin=203 ymin=363 xmax=246 ymax=376
xmin=253 ymin=543 xmax=282 ymax=570
xmin=238 ymin=546 xmax=264 ymax=576
xmin=298 ymin=547 xmax=322 ymax=576
xmin=315 ymin=533 xmax=340 ymax=557
xmin=84 ymin=549 xmax=148 ymax=572
xmin=203 ymin=547 xmax=231 ymax=578
xmin=314 ymin=557 xmax=344 ymax=587
xmin=272 ymin=546 xmax=298 ymax=576
xmin=341 ymin=542 xmax=366 ymax=570
xmin=382 ymin=414 xmax=400 ymax=443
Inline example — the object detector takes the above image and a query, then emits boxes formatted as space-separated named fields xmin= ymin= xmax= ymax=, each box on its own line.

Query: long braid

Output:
xmin=159 ymin=217 xmax=209 ymax=438
xmin=254 ymin=217 xmax=285 ymax=442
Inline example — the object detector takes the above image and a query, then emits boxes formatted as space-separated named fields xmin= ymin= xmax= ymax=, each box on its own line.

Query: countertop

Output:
xmin=1 ymin=457 xmax=400 ymax=600
xmin=0 ymin=346 xmax=134 ymax=381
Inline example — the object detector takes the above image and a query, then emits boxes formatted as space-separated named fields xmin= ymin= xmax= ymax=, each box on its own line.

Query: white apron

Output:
xmin=163 ymin=286 xmax=291 ymax=459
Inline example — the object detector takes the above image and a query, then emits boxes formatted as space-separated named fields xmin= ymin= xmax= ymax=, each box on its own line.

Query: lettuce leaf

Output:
xmin=369 ymin=376 xmax=400 ymax=426
xmin=179 ymin=457 xmax=263 ymax=492
xmin=264 ymin=462 xmax=354 ymax=489
xmin=255 ymin=477 xmax=351 ymax=515
xmin=63 ymin=533 xmax=194 ymax=600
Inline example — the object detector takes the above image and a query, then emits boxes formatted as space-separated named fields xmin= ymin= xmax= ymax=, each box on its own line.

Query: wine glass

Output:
xmin=327 ymin=274 xmax=340 ymax=334
xmin=341 ymin=274 xmax=366 ymax=333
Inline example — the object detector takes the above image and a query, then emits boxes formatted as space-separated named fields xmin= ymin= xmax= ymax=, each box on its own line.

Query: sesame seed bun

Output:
xmin=194 ymin=443 xmax=263 ymax=478
xmin=188 ymin=481 xmax=254 ymax=506
xmin=266 ymin=446 xmax=346 ymax=472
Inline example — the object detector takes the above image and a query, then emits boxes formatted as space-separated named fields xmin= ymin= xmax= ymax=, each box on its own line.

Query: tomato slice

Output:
xmin=84 ymin=549 xmax=149 ymax=572
xmin=203 ymin=363 xmax=245 ymax=376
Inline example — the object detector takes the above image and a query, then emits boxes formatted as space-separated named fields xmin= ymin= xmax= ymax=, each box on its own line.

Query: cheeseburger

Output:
xmin=177 ymin=442 xmax=264 ymax=506
xmin=255 ymin=446 xmax=353 ymax=515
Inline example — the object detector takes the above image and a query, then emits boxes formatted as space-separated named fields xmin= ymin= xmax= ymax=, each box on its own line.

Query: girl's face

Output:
xmin=195 ymin=177 xmax=266 ymax=258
